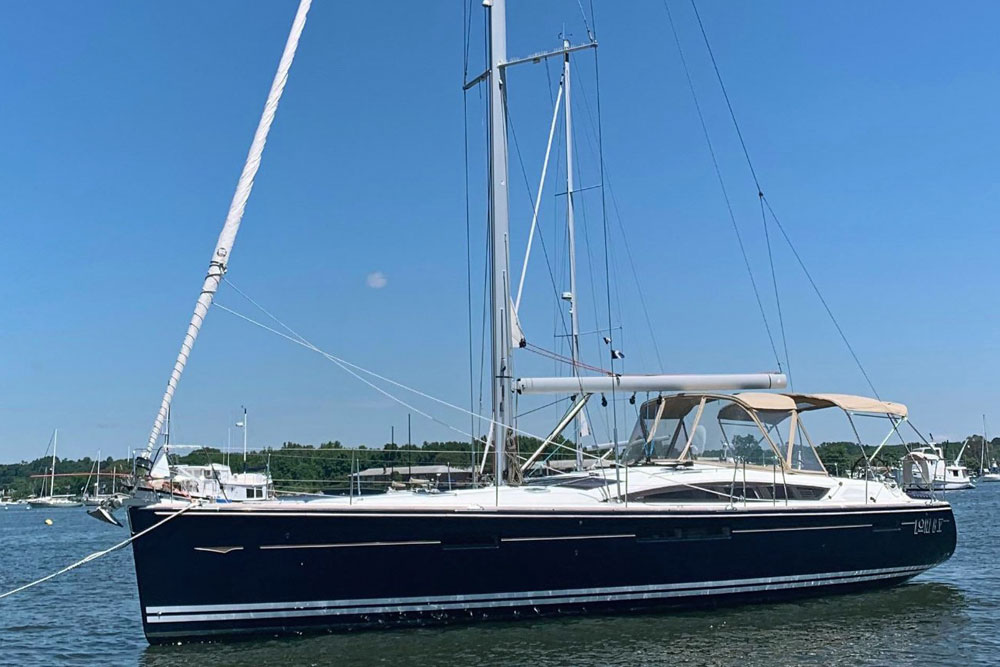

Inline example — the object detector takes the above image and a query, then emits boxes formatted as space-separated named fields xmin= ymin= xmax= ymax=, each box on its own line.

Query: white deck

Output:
xmin=148 ymin=462 xmax=930 ymax=513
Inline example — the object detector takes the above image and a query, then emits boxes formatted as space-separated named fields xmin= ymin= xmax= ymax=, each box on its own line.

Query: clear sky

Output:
xmin=1 ymin=1 xmax=998 ymax=461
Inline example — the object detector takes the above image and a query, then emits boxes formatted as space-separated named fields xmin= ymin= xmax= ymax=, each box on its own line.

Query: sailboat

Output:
xmin=82 ymin=450 xmax=123 ymax=506
xmin=96 ymin=0 xmax=955 ymax=643
xmin=978 ymin=416 xmax=1000 ymax=483
xmin=28 ymin=429 xmax=83 ymax=509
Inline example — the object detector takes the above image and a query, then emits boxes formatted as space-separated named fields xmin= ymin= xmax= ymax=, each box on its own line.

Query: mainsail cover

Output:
xmin=143 ymin=0 xmax=313 ymax=456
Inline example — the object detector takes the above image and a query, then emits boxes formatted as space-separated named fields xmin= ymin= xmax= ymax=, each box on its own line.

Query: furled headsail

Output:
xmin=140 ymin=0 xmax=313 ymax=461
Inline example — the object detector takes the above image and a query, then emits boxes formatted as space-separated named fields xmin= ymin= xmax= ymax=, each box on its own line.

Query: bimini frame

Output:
xmin=788 ymin=393 xmax=908 ymax=471
xmin=630 ymin=393 xmax=794 ymax=469
xmin=630 ymin=391 xmax=910 ymax=477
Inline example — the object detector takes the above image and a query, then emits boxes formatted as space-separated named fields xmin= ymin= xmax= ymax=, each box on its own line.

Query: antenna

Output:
xmin=562 ymin=36 xmax=589 ymax=471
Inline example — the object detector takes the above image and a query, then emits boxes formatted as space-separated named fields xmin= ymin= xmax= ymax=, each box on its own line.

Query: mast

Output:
xmin=487 ymin=0 xmax=516 ymax=485
xmin=983 ymin=414 xmax=988 ymax=475
xmin=242 ymin=406 xmax=248 ymax=468
xmin=562 ymin=38 xmax=586 ymax=471
xmin=472 ymin=3 xmax=601 ymax=484
xmin=51 ymin=429 xmax=57 ymax=497
xmin=96 ymin=449 xmax=101 ymax=498
xmin=140 ymin=0 xmax=312 ymax=460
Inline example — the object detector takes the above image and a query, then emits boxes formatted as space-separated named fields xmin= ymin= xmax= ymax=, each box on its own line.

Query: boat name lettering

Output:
xmin=913 ymin=517 xmax=945 ymax=535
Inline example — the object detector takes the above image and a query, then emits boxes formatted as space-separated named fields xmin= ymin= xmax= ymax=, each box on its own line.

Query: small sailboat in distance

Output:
xmin=978 ymin=415 xmax=1000 ymax=483
xmin=27 ymin=429 xmax=83 ymax=509
xmin=81 ymin=449 xmax=119 ymax=506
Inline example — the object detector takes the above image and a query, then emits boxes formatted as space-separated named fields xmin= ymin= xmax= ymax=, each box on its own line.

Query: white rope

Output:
xmin=144 ymin=0 xmax=312 ymax=456
xmin=0 ymin=501 xmax=201 ymax=601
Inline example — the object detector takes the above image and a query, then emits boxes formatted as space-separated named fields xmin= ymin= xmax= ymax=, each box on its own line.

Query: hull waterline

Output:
xmin=129 ymin=501 xmax=956 ymax=643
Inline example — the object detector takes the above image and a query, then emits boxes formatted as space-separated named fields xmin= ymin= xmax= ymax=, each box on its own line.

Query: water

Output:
xmin=1 ymin=487 xmax=997 ymax=666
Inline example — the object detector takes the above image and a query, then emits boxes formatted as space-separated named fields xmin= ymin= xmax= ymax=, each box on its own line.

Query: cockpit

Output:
xmin=620 ymin=392 xmax=909 ymax=475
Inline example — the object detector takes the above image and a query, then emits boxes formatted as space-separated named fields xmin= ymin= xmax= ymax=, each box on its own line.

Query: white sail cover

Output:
xmin=517 ymin=373 xmax=788 ymax=395
xmin=150 ymin=448 xmax=171 ymax=480
xmin=143 ymin=0 xmax=312 ymax=456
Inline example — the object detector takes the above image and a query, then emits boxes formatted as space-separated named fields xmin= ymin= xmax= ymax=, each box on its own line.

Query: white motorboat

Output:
xmin=144 ymin=449 xmax=274 ymax=503
xmin=901 ymin=445 xmax=974 ymax=492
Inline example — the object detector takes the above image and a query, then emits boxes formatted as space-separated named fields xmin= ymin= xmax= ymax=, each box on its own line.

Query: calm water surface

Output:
xmin=1 ymin=486 xmax=997 ymax=666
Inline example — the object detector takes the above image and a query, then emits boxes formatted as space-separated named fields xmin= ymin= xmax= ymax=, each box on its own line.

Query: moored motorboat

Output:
xmin=88 ymin=448 xmax=274 ymax=526
xmin=901 ymin=446 xmax=974 ymax=494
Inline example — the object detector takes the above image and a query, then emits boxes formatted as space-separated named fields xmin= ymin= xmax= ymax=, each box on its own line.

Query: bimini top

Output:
xmin=719 ymin=392 xmax=797 ymax=423
xmin=732 ymin=392 xmax=799 ymax=412
xmin=638 ymin=392 xmax=797 ymax=420
xmin=638 ymin=391 xmax=907 ymax=419
xmin=786 ymin=393 xmax=908 ymax=418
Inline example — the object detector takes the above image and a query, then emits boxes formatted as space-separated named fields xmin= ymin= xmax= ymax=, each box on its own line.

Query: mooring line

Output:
xmin=0 ymin=501 xmax=201 ymax=600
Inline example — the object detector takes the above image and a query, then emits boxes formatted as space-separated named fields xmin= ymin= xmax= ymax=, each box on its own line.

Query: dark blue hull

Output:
xmin=128 ymin=502 xmax=956 ymax=643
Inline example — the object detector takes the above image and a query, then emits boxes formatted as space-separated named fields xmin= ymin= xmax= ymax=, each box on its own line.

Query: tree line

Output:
xmin=0 ymin=435 xmax=574 ymax=498
xmin=1 ymin=434 xmax=997 ymax=499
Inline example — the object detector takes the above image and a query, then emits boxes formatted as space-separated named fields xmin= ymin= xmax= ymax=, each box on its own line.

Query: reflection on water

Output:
xmin=136 ymin=583 xmax=969 ymax=667
xmin=2 ymin=484 xmax=998 ymax=666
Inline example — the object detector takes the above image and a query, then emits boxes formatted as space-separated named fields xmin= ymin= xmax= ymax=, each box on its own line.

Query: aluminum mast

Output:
xmin=140 ymin=0 xmax=312 ymax=459
xmin=487 ymin=0 xmax=517 ymax=484
xmin=51 ymin=429 xmax=58 ymax=498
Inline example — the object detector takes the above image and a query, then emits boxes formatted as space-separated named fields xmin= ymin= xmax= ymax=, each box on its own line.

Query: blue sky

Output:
xmin=1 ymin=1 xmax=998 ymax=461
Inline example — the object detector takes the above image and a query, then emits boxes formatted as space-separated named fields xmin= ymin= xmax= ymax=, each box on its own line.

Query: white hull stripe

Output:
xmin=146 ymin=564 xmax=928 ymax=624
xmin=259 ymin=540 xmax=441 ymax=550
xmin=501 ymin=533 xmax=635 ymax=543
xmin=731 ymin=523 xmax=871 ymax=534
